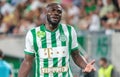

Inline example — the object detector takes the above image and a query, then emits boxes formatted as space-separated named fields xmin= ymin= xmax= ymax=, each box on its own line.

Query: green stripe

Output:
xmin=44 ymin=59 xmax=49 ymax=77
xmin=51 ymin=32 xmax=57 ymax=47
xmin=59 ymin=24 xmax=66 ymax=46
xmin=71 ymin=47 xmax=78 ymax=52
xmin=62 ymin=57 xmax=66 ymax=66
xmin=62 ymin=57 xmax=67 ymax=77
xmin=24 ymin=51 xmax=35 ymax=56
xmin=67 ymin=25 xmax=72 ymax=77
xmin=53 ymin=58 xmax=58 ymax=77
xmin=31 ymin=29 xmax=40 ymax=77
xmin=67 ymin=26 xmax=72 ymax=54
xmin=40 ymin=25 xmax=47 ymax=48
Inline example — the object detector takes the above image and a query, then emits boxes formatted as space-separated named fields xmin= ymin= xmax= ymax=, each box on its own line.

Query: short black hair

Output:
xmin=0 ymin=49 xmax=3 ymax=57
xmin=46 ymin=3 xmax=61 ymax=8
xmin=100 ymin=57 xmax=107 ymax=63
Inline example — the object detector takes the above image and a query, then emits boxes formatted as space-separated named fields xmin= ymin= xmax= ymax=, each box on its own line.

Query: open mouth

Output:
xmin=51 ymin=16 xmax=59 ymax=21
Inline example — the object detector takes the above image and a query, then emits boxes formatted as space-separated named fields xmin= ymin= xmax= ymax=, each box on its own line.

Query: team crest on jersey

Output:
xmin=59 ymin=34 xmax=67 ymax=41
xmin=37 ymin=31 xmax=45 ymax=38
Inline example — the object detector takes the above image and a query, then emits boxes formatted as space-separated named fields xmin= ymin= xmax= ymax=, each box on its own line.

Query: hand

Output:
xmin=83 ymin=60 xmax=96 ymax=73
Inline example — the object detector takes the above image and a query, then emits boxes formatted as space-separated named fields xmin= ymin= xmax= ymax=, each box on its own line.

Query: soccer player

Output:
xmin=18 ymin=3 xmax=96 ymax=77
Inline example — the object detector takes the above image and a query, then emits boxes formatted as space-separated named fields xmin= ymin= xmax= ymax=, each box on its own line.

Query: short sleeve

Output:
xmin=24 ymin=30 xmax=35 ymax=56
xmin=71 ymin=27 xmax=79 ymax=51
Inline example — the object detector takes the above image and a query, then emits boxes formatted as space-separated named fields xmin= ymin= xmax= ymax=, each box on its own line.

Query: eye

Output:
xmin=57 ymin=10 xmax=62 ymax=14
xmin=51 ymin=9 xmax=56 ymax=12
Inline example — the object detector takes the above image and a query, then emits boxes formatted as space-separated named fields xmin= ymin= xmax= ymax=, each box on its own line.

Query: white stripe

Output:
xmin=66 ymin=71 xmax=68 ymax=77
xmin=40 ymin=59 xmax=44 ymax=77
xmin=61 ymin=24 xmax=69 ymax=35
xmin=61 ymin=24 xmax=69 ymax=46
xmin=46 ymin=31 xmax=52 ymax=48
xmin=35 ymin=57 xmax=38 ymax=77
xmin=56 ymin=29 xmax=62 ymax=47
xmin=66 ymin=55 xmax=69 ymax=77
xmin=69 ymin=67 xmax=73 ymax=77
xmin=58 ymin=58 xmax=62 ymax=77
xmin=49 ymin=59 xmax=53 ymax=77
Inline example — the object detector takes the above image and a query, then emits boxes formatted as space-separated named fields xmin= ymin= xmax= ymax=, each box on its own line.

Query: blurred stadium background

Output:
xmin=0 ymin=0 xmax=120 ymax=77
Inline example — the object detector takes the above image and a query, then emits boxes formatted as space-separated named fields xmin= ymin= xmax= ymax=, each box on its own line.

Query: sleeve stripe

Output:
xmin=71 ymin=46 xmax=78 ymax=51
xmin=24 ymin=51 xmax=35 ymax=56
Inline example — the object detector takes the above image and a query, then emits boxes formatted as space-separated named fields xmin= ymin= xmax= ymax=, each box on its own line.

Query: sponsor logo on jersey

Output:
xmin=41 ymin=66 xmax=68 ymax=73
xmin=37 ymin=31 xmax=45 ymax=38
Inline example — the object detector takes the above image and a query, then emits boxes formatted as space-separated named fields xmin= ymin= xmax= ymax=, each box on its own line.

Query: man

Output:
xmin=98 ymin=57 xmax=114 ymax=77
xmin=0 ymin=49 xmax=12 ymax=77
xmin=18 ymin=3 xmax=96 ymax=77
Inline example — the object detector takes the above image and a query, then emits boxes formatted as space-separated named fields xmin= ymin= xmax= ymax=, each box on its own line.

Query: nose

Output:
xmin=53 ymin=10 xmax=59 ymax=15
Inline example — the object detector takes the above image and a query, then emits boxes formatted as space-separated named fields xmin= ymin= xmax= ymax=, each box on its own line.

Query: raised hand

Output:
xmin=83 ymin=60 xmax=96 ymax=73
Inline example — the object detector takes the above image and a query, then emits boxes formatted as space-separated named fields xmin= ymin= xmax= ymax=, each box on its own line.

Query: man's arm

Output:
xmin=18 ymin=55 xmax=34 ymax=77
xmin=71 ymin=49 xmax=96 ymax=72
xmin=71 ymin=50 xmax=87 ymax=69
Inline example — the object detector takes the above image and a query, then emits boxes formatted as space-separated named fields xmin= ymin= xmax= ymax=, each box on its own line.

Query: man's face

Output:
xmin=99 ymin=60 xmax=105 ymax=67
xmin=47 ymin=4 xmax=62 ymax=26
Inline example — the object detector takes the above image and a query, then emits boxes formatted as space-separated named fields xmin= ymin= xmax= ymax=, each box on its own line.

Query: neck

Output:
xmin=46 ymin=22 xmax=59 ymax=31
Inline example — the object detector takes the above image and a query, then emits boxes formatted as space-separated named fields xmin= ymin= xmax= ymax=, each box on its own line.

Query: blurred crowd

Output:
xmin=0 ymin=0 xmax=120 ymax=35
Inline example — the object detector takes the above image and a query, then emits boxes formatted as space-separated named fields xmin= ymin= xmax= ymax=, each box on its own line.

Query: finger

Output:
xmin=83 ymin=69 xmax=88 ymax=73
xmin=83 ymin=69 xmax=92 ymax=73
xmin=83 ymin=70 xmax=85 ymax=72
xmin=83 ymin=68 xmax=88 ymax=72
xmin=83 ymin=66 xmax=91 ymax=73
xmin=89 ymin=65 xmax=96 ymax=71
xmin=90 ymin=60 xmax=95 ymax=65
xmin=92 ymin=67 xmax=96 ymax=71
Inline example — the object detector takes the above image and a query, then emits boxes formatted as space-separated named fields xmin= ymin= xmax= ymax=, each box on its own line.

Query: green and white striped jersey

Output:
xmin=24 ymin=23 xmax=78 ymax=77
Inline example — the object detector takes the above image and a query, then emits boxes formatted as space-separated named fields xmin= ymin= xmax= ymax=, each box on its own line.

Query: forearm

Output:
xmin=18 ymin=59 xmax=33 ymax=77
xmin=18 ymin=60 xmax=32 ymax=77
xmin=18 ymin=55 xmax=34 ymax=77
xmin=71 ymin=50 xmax=87 ymax=69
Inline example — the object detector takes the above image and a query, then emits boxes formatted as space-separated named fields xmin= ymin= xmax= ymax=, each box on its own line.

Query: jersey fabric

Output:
xmin=0 ymin=60 xmax=11 ymax=77
xmin=24 ymin=23 xmax=79 ymax=77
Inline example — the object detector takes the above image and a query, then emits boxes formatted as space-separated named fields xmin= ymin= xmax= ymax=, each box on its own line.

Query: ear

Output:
xmin=43 ymin=7 xmax=48 ymax=15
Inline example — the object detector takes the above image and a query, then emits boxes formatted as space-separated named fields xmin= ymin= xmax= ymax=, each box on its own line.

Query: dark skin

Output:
xmin=45 ymin=3 xmax=62 ymax=31
xmin=18 ymin=3 xmax=96 ymax=77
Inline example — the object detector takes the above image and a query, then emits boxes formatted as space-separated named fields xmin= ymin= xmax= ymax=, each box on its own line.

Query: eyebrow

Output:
xmin=46 ymin=3 xmax=60 ymax=8
xmin=46 ymin=4 xmax=62 ymax=10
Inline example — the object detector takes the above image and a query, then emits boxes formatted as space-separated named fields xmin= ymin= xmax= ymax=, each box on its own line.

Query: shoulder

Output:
xmin=28 ymin=25 xmax=42 ymax=35
xmin=29 ymin=26 xmax=40 ymax=32
xmin=30 ymin=24 xmax=44 ymax=31
xmin=25 ymin=27 xmax=38 ymax=39
xmin=60 ymin=23 xmax=74 ymax=30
